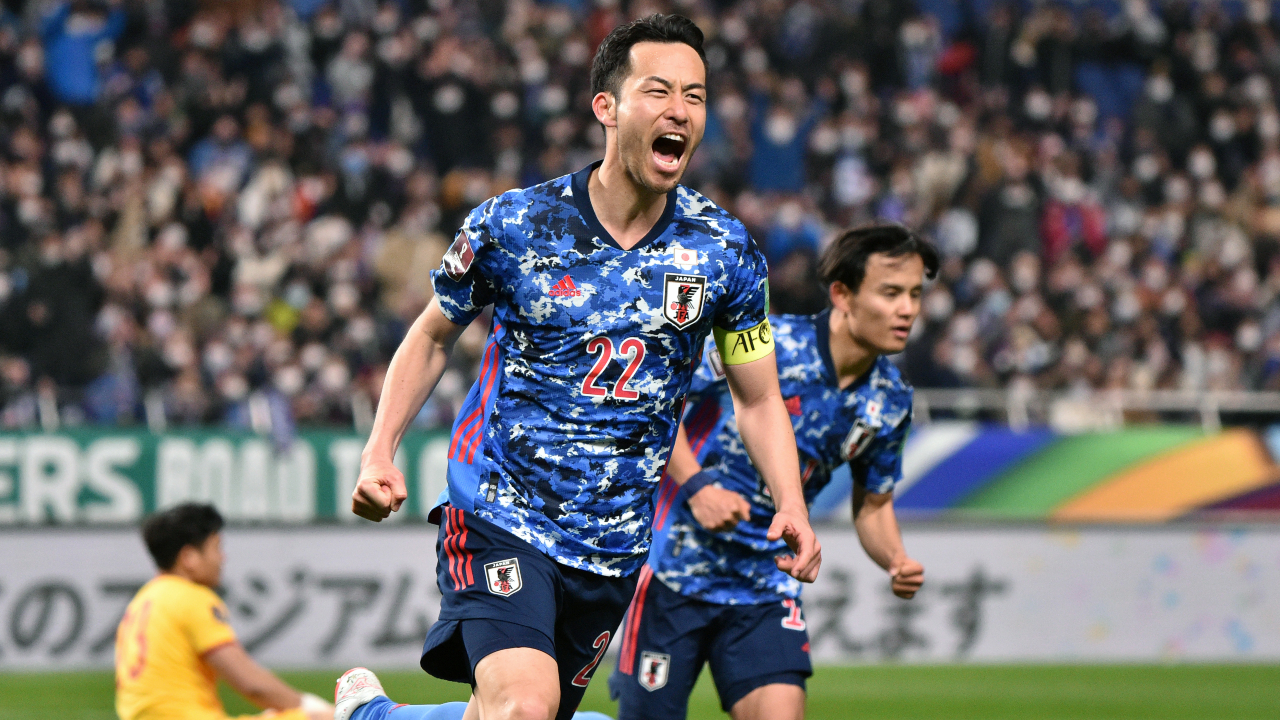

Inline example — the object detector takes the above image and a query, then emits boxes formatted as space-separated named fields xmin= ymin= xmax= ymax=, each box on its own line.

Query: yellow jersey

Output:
xmin=114 ymin=574 xmax=239 ymax=720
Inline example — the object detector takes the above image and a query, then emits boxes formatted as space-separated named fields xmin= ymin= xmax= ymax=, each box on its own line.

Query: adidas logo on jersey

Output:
xmin=549 ymin=275 xmax=583 ymax=297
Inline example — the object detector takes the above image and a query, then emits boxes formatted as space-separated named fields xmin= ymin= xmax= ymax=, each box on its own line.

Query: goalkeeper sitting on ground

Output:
xmin=114 ymin=502 xmax=333 ymax=720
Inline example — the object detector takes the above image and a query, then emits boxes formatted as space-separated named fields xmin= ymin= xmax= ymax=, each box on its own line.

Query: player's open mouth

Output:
xmin=652 ymin=133 xmax=687 ymax=171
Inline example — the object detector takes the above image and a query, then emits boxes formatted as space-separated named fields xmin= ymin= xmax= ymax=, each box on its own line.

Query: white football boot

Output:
xmin=334 ymin=667 xmax=386 ymax=720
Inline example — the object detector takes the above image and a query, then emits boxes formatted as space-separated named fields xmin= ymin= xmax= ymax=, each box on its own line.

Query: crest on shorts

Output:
xmin=841 ymin=419 xmax=878 ymax=461
xmin=484 ymin=558 xmax=522 ymax=597
xmin=638 ymin=651 xmax=670 ymax=691
xmin=442 ymin=232 xmax=475 ymax=281
xmin=663 ymin=273 xmax=707 ymax=330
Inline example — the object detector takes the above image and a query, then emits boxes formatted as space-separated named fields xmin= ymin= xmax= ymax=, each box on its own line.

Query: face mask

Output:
xmin=810 ymin=124 xmax=839 ymax=155
xmin=434 ymin=84 xmax=465 ymax=114
xmin=924 ymin=289 xmax=954 ymax=322
xmin=1012 ymin=261 xmax=1039 ymax=294
xmin=1146 ymin=75 xmax=1173 ymax=103
xmin=1199 ymin=181 xmax=1225 ymax=209
xmin=765 ymin=113 xmax=798 ymax=145
xmin=1238 ymin=322 xmax=1263 ymax=352
xmin=1142 ymin=261 xmax=1168 ymax=291
xmin=717 ymin=94 xmax=746 ymax=123
xmin=1163 ymin=176 xmax=1190 ymax=204
xmin=1260 ymin=112 xmax=1280 ymax=141
xmin=275 ymin=365 xmax=305 ymax=396
xmin=220 ymin=374 xmax=249 ymax=402
xmin=840 ymin=124 xmax=867 ymax=151
xmin=491 ymin=91 xmax=519 ymax=120
xmin=1113 ymin=290 xmax=1141 ymax=323
xmin=1188 ymin=148 xmax=1216 ymax=180
xmin=1024 ymin=90 xmax=1052 ymax=120
xmin=841 ymin=69 xmax=867 ymax=98
xmin=1134 ymin=154 xmax=1160 ymax=182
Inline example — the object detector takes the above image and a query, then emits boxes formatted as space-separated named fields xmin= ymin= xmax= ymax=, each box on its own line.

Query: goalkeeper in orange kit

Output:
xmin=114 ymin=502 xmax=332 ymax=720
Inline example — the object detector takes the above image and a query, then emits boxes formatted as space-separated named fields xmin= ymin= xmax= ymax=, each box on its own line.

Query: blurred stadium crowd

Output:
xmin=0 ymin=0 xmax=1278 ymax=431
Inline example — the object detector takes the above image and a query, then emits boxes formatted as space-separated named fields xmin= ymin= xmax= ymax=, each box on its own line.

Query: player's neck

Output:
xmin=161 ymin=567 xmax=215 ymax=589
xmin=828 ymin=309 xmax=878 ymax=389
xmin=588 ymin=156 xmax=668 ymax=250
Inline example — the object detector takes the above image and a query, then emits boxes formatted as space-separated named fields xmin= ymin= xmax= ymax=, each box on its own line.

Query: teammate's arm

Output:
xmin=667 ymin=426 xmax=750 ymax=532
xmin=722 ymin=352 xmax=821 ymax=582
xmin=852 ymin=485 xmax=924 ymax=599
xmin=205 ymin=643 xmax=330 ymax=718
xmin=354 ymin=298 xmax=467 ymax=521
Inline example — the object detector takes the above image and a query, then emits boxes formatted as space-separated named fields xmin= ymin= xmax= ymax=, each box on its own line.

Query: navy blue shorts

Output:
xmin=421 ymin=506 xmax=638 ymax=720
xmin=608 ymin=566 xmax=812 ymax=719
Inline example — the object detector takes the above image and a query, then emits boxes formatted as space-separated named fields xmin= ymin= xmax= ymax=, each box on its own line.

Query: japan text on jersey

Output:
xmin=431 ymin=162 xmax=771 ymax=577
xmin=649 ymin=312 xmax=913 ymax=603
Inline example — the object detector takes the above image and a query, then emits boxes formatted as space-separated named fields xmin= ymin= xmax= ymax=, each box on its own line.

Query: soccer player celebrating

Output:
xmin=608 ymin=224 xmax=936 ymax=720
xmin=338 ymin=14 xmax=820 ymax=720
xmin=114 ymin=503 xmax=332 ymax=720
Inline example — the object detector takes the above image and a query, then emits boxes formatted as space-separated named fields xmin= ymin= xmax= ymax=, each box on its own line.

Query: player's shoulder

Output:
xmin=769 ymin=313 xmax=817 ymax=340
xmin=469 ymin=175 xmax=575 ymax=226
xmin=672 ymin=185 xmax=751 ymax=242
xmin=771 ymin=312 xmax=823 ymax=351
xmin=869 ymin=355 xmax=912 ymax=399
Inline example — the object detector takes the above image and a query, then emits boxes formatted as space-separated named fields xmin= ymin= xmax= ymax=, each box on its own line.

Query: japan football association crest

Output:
xmin=841 ymin=419 xmax=878 ymax=461
xmin=638 ymin=651 xmax=671 ymax=691
xmin=663 ymin=273 xmax=707 ymax=330
xmin=484 ymin=558 xmax=522 ymax=597
xmin=442 ymin=232 xmax=475 ymax=281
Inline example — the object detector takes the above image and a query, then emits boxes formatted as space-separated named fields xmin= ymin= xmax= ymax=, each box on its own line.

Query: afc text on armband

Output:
xmin=715 ymin=319 xmax=774 ymax=366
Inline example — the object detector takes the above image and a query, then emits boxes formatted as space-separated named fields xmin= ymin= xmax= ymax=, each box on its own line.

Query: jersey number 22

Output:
xmin=581 ymin=337 xmax=646 ymax=400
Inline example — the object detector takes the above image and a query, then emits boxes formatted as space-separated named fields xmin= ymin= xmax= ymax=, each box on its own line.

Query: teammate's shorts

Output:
xmin=608 ymin=566 xmax=812 ymax=719
xmin=420 ymin=506 xmax=638 ymax=720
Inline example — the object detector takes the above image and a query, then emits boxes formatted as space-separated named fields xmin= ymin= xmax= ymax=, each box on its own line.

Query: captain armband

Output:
xmin=713 ymin=318 xmax=774 ymax=365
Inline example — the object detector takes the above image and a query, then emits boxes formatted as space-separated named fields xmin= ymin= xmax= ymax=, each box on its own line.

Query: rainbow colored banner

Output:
xmin=810 ymin=422 xmax=1280 ymax=522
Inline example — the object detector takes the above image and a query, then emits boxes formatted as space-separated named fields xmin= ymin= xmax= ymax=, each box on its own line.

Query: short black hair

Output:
xmin=818 ymin=223 xmax=940 ymax=293
xmin=142 ymin=502 xmax=224 ymax=570
xmin=590 ymin=14 xmax=707 ymax=99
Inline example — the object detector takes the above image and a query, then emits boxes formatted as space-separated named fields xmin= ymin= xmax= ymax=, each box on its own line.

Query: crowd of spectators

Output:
xmin=0 ymin=0 xmax=1278 ymax=432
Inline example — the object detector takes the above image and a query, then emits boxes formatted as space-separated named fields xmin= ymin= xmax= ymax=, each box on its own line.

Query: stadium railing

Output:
xmin=915 ymin=388 xmax=1280 ymax=433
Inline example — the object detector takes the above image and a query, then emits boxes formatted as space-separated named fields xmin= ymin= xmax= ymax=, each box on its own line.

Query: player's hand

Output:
xmin=768 ymin=506 xmax=822 ymax=583
xmin=688 ymin=485 xmax=751 ymax=532
xmin=352 ymin=456 xmax=407 ymax=522
xmin=299 ymin=692 xmax=334 ymax=720
xmin=889 ymin=556 xmax=924 ymax=599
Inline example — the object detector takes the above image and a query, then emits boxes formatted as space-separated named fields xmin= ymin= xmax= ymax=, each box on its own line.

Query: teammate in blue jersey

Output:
xmin=609 ymin=224 xmax=937 ymax=720
xmin=337 ymin=14 xmax=820 ymax=720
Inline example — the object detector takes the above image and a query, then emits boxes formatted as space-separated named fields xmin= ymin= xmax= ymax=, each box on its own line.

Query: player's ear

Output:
xmin=829 ymin=281 xmax=853 ymax=313
xmin=592 ymin=91 xmax=618 ymax=128
xmin=173 ymin=544 xmax=197 ymax=572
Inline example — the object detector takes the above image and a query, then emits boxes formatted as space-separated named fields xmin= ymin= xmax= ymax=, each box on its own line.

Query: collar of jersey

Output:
xmin=570 ymin=161 xmax=678 ymax=252
xmin=813 ymin=308 xmax=875 ymax=393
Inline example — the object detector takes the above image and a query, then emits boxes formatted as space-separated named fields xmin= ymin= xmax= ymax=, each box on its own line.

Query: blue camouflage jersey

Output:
xmin=431 ymin=162 xmax=771 ymax=577
xmin=648 ymin=311 xmax=912 ymax=603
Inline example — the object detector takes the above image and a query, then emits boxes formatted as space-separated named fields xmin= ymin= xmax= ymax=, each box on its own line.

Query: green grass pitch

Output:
xmin=5 ymin=664 xmax=1279 ymax=720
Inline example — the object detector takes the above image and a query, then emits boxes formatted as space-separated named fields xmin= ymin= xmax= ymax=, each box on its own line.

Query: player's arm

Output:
xmin=205 ymin=643 xmax=331 ymax=718
xmin=721 ymin=351 xmax=821 ymax=582
xmin=354 ymin=298 xmax=466 ymax=521
xmin=852 ymin=486 xmax=923 ymax=599
xmin=667 ymin=425 xmax=750 ymax=532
